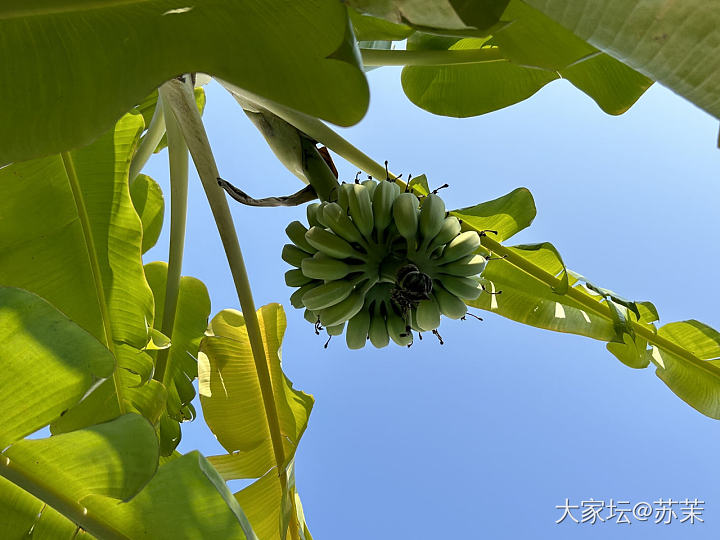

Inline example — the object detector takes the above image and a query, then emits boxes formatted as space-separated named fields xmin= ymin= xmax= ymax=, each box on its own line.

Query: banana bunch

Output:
xmin=283 ymin=178 xmax=487 ymax=348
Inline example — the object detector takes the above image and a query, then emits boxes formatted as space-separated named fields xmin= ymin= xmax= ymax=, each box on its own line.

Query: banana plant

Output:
xmin=1 ymin=1 xmax=720 ymax=538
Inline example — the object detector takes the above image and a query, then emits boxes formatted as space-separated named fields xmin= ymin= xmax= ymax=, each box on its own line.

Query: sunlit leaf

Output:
xmin=85 ymin=452 xmax=258 ymax=540
xmin=233 ymin=460 xmax=312 ymax=540
xmin=0 ymin=112 xmax=171 ymax=437
xmin=0 ymin=1 xmax=369 ymax=164
xmin=1 ymin=446 xmax=257 ymax=540
xmin=524 ymin=0 xmax=720 ymax=120
xmin=650 ymin=320 xmax=720 ymax=419
xmin=145 ymin=262 xmax=211 ymax=454
xmin=0 ymin=477 xmax=80 ymax=540
xmin=451 ymin=187 xmax=536 ymax=241
xmin=3 ymin=415 xmax=158 ymax=502
xmin=0 ymin=287 xmax=114 ymax=449
xmin=130 ymin=174 xmax=165 ymax=255
xmin=402 ymin=19 xmax=651 ymax=118
xmin=200 ymin=304 xmax=314 ymax=479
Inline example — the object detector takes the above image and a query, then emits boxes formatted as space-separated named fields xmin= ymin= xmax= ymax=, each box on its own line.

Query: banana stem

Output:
xmin=153 ymin=89 xmax=190 ymax=385
xmin=160 ymin=78 xmax=299 ymax=540
xmin=129 ymin=95 xmax=166 ymax=183
xmin=360 ymin=47 xmax=505 ymax=67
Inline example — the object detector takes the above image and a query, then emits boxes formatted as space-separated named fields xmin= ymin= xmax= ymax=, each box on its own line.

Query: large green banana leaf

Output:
xmin=453 ymin=187 xmax=720 ymax=420
xmin=525 ymin=0 xmax=720 ymax=120
xmin=0 ymin=111 xmax=172 ymax=437
xmin=1 ymin=450 xmax=260 ymax=540
xmin=0 ymin=1 xmax=369 ymax=165
xmin=353 ymin=0 xmax=720 ymax=120
xmin=401 ymin=2 xmax=652 ymax=116
xmin=199 ymin=303 xmax=314 ymax=537
xmin=145 ymin=262 xmax=212 ymax=455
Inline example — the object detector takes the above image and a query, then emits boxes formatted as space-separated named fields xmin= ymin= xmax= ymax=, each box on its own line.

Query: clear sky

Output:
xmin=144 ymin=67 xmax=720 ymax=539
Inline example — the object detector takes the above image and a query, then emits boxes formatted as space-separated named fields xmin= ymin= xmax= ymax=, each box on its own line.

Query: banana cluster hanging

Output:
xmin=283 ymin=178 xmax=487 ymax=348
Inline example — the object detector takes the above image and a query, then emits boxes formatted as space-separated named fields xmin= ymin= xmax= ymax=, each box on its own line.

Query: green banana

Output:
xmin=305 ymin=226 xmax=363 ymax=260
xmin=347 ymin=183 xmax=374 ymax=238
xmin=285 ymin=269 xmax=313 ymax=287
xmin=345 ymin=308 xmax=371 ymax=349
xmin=281 ymin=243 xmax=309 ymax=267
xmin=415 ymin=296 xmax=441 ymax=332
xmin=304 ymin=309 xmax=319 ymax=324
xmin=419 ymin=193 xmax=446 ymax=243
xmin=392 ymin=192 xmax=419 ymax=241
xmin=301 ymin=252 xmax=353 ymax=280
xmin=439 ymin=254 xmax=487 ymax=277
xmin=323 ymin=202 xmax=364 ymax=243
xmin=428 ymin=216 xmax=461 ymax=252
xmin=326 ymin=322 xmax=345 ymax=336
xmin=368 ymin=311 xmax=390 ymax=348
xmin=302 ymin=279 xmax=355 ymax=311
xmin=319 ymin=289 xmax=366 ymax=327
xmin=306 ymin=202 xmax=323 ymax=228
xmin=433 ymin=284 xmax=467 ymax=319
xmin=285 ymin=221 xmax=317 ymax=254
xmin=372 ymin=180 xmax=400 ymax=234
xmin=440 ymin=231 xmax=481 ymax=263
xmin=439 ymin=275 xmax=483 ymax=300
xmin=314 ymin=202 xmax=330 ymax=228
xmin=336 ymin=183 xmax=353 ymax=212
xmin=361 ymin=179 xmax=377 ymax=200
xmin=386 ymin=310 xmax=412 ymax=347
xmin=290 ymin=281 xmax=319 ymax=309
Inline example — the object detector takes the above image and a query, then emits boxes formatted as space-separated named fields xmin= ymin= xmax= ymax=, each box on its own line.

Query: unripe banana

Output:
xmin=433 ymin=284 xmax=468 ymax=319
xmin=415 ymin=296 xmax=441 ymax=332
xmin=285 ymin=221 xmax=317 ymax=254
xmin=319 ymin=289 xmax=366 ymax=327
xmin=419 ymin=193 xmax=446 ymax=243
xmin=347 ymin=183 xmax=374 ymax=238
xmin=305 ymin=226 xmax=363 ymax=260
xmin=428 ymin=216 xmax=461 ymax=252
xmin=361 ymin=179 xmax=377 ymax=200
xmin=285 ymin=269 xmax=313 ymax=287
xmin=326 ymin=322 xmax=345 ymax=336
xmin=372 ymin=181 xmax=400 ymax=234
xmin=439 ymin=275 xmax=483 ymax=300
xmin=281 ymin=244 xmax=309 ymax=267
xmin=336 ymin=183 xmax=353 ymax=213
xmin=306 ymin=203 xmax=322 ymax=228
xmin=290 ymin=281 xmax=320 ymax=309
xmin=392 ymin=192 xmax=420 ymax=241
xmin=304 ymin=309 xmax=319 ymax=324
xmin=368 ymin=311 xmax=390 ymax=348
xmin=386 ymin=310 xmax=412 ymax=347
xmin=314 ymin=202 xmax=331 ymax=228
xmin=322 ymin=202 xmax=364 ymax=244
xmin=440 ymin=231 xmax=481 ymax=263
xmin=301 ymin=253 xmax=353 ymax=281
xmin=302 ymin=279 xmax=355 ymax=311
xmin=346 ymin=308 xmax=371 ymax=349
xmin=408 ymin=308 xmax=422 ymax=333
xmin=439 ymin=254 xmax=487 ymax=277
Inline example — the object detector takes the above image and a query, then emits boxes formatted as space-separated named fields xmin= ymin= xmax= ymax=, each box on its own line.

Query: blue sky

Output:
xmin=144 ymin=67 xmax=720 ymax=539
